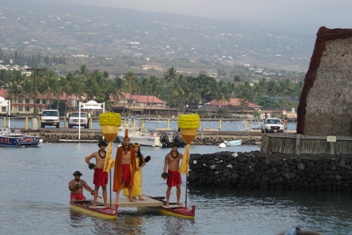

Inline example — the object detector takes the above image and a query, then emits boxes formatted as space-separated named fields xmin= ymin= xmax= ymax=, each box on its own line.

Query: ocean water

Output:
xmin=0 ymin=143 xmax=351 ymax=235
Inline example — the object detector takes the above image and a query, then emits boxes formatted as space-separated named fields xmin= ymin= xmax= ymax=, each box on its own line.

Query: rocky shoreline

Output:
xmin=188 ymin=151 xmax=352 ymax=191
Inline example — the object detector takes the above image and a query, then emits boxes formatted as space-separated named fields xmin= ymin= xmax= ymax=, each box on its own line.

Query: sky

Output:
xmin=33 ymin=0 xmax=352 ymax=29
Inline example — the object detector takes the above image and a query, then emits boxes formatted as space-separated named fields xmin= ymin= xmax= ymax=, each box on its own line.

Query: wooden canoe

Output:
xmin=151 ymin=196 xmax=196 ymax=219
xmin=69 ymin=200 xmax=118 ymax=220
xmin=160 ymin=205 xmax=196 ymax=219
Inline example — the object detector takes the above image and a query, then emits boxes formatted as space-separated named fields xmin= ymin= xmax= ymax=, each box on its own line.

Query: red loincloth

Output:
xmin=122 ymin=164 xmax=131 ymax=183
xmin=70 ymin=193 xmax=86 ymax=201
xmin=167 ymin=169 xmax=182 ymax=187
xmin=93 ymin=168 xmax=108 ymax=186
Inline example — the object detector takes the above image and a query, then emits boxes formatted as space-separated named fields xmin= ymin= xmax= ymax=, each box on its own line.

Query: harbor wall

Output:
xmin=188 ymin=151 xmax=352 ymax=191
xmin=23 ymin=129 xmax=262 ymax=144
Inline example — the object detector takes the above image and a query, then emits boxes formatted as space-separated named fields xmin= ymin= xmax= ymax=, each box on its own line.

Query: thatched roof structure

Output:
xmin=297 ymin=27 xmax=352 ymax=136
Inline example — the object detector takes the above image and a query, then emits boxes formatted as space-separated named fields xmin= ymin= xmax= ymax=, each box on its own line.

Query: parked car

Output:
xmin=40 ymin=109 xmax=60 ymax=128
xmin=68 ymin=112 xmax=90 ymax=128
xmin=260 ymin=118 xmax=284 ymax=133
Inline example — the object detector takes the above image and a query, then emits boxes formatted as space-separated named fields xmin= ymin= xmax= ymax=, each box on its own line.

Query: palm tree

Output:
xmin=186 ymin=76 xmax=201 ymax=110
xmin=235 ymin=82 xmax=254 ymax=115
xmin=169 ymin=74 xmax=189 ymax=113
xmin=163 ymin=67 xmax=177 ymax=83
xmin=56 ymin=76 xmax=68 ymax=113
xmin=124 ymin=71 xmax=137 ymax=116
xmin=7 ymin=81 xmax=22 ymax=114
xmin=41 ymin=70 xmax=58 ymax=109
xmin=110 ymin=76 xmax=126 ymax=112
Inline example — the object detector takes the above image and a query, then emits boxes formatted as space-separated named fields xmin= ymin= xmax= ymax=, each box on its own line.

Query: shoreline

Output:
xmin=21 ymin=128 xmax=264 ymax=145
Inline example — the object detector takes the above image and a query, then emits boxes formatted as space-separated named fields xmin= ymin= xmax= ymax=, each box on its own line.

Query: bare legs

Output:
xmin=165 ymin=185 xmax=183 ymax=208
xmin=115 ymin=184 xmax=136 ymax=203
xmin=93 ymin=185 xmax=99 ymax=206
xmin=176 ymin=185 xmax=182 ymax=206
xmin=102 ymin=186 xmax=107 ymax=207
xmin=165 ymin=186 xmax=171 ymax=207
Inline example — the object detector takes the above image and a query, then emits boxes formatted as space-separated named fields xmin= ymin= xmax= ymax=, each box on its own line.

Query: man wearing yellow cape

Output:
xmin=113 ymin=129 xmax=137 ymax=203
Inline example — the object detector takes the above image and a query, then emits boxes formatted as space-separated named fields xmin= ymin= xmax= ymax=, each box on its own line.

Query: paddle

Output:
xmin=145 ymin=155 xmax=151 ymax=163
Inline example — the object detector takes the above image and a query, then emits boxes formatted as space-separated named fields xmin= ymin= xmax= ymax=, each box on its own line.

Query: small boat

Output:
xmin=69 ymin=200 xmax=118 ymax=220
xmin=219 ymin=139 xmax=242 ymax=148
xmin=150 ymin=196 xmax=195 ymax=219
xmin=0 ymin=128 xmax=41 ymax=147
xmin=160 ymin=132 xmax=186 ymax=148
xmin=118 ymin=127 xmax=162 ymax=147
xmin=225 ymin=139 xmax=242 ymax=147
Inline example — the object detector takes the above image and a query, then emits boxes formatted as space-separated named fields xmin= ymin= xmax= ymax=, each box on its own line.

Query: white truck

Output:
xmin=260 ymin=118 xmax=284 ymax=133
xmin=68 ymin=112 xmax=90 ymax=128
xmin=40 ymin=109 xmax=60 ymax=128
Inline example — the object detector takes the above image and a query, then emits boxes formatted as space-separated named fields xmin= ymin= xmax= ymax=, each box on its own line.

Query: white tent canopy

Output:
xmin=78 ymin=100 xmax=105 ymax=139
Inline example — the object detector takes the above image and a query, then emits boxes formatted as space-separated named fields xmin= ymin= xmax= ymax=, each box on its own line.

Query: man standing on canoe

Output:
xmin=113 ymin=130 xmax=137 ymax=203
xmin=85 ymin=141 xmax=109 ymax=207
xmin=162 ymin=142 xmax=184 ymax=208
xmin=68 ymin=171 xmax=94 ymax=201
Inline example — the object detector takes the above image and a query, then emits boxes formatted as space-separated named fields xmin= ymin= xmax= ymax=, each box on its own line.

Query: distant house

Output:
xmin=111 ymin=93 xmax=177 ymax=117
xmin=142 ymin=64 xmax=163 ymax=71
xmin=200 ymin=98 xmax=262 ymax=116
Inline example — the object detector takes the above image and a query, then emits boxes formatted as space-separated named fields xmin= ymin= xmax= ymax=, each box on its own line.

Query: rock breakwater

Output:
xmin=188 ymin=151 xmax=352 ymax=191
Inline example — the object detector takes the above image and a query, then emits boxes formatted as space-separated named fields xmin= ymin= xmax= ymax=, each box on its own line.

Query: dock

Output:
xmin=97 ymin=196 xmax=163 ymax=207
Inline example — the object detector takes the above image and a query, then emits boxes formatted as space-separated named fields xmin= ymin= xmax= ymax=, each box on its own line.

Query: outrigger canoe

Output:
xmin=69 ymin=200 xmax=118 ymax=220
xmin=151 ymin=196 xmax=196 ymax=219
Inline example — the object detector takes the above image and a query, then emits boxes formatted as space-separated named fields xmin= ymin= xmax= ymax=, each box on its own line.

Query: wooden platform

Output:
xmin=96 ymin=195 xmax=163 ymax=208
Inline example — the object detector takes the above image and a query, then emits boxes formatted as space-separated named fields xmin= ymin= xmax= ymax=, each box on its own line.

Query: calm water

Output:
xmin=0 ymin=143 xmax=351 ymax=235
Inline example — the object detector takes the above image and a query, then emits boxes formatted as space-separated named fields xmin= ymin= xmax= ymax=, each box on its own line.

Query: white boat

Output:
xmin=118 ymin=127 xmax=162 ymax=147
xmin=219 ymin=139 xmax=242 ymax=147
xmin=226 ymin=139 xmax=242 ymax=147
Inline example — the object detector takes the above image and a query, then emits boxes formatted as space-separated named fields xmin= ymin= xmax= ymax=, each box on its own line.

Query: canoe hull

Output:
xmin=160 ymin=205 xmax=196 ymax=219
xmin=150 ymin=196 xmax=196 ymax=219
xmin=69 ymin=201 xmax=118 ymax=220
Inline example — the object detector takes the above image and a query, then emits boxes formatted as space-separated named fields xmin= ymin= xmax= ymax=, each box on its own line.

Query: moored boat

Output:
xmin=225 ymin=139 xmax=242 ymax=147
xmin=0 ymin=128 xmax=41 ymax=147
xmin=69 ymin=200 xmax=118 ymax=220
xmin=117 ymin=127 xmax=161 ymax=147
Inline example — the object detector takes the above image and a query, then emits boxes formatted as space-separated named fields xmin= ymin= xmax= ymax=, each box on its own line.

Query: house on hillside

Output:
xmin=111 ymin=93 xmax=177 ymax=117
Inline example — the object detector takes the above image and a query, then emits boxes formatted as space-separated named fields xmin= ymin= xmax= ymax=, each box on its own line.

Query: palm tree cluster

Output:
xmin=0 ymin=65 xmax=303 ymax=116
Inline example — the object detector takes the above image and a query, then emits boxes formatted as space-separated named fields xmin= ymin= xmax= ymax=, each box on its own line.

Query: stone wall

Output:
xmin=188 ymin=151 xmax=352 ymax=191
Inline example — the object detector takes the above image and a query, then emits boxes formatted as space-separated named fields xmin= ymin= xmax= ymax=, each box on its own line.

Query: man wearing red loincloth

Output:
xmin=85 ymin=141 xmax=109 ymax=207
xmin=162 ymin=142 xmax=184 ymax=208
xmin=113 ymin=129 xmax=137 ymax=203
xmin=68 ymin=171 xmax=94 ymax=201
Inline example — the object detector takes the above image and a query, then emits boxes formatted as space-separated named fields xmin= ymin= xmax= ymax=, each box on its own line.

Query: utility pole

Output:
xmin=26 ymin=68 xmax=44 ymax=117
xmin=27 ymin=68 xmax=45 ymax=130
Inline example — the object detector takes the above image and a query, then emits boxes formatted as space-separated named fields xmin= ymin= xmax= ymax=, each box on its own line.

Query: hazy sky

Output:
xmin=40 ymin=0 xmax=352 ymax=28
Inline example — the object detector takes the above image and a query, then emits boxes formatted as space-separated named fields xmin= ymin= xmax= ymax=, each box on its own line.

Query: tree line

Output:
xmin=0 ymin=49 xmax=66 ymax=67
xmin=0 ymin=65 xmax=303 ymax=116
